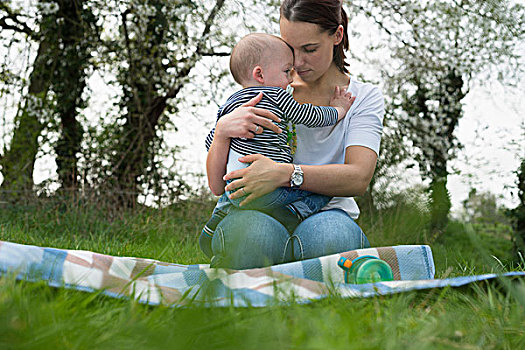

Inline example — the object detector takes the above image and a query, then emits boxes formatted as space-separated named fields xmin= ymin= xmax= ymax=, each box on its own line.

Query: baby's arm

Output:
xmin=206 ymin=128 xmax=229 ymax=196
xmin=277 ymin=87 xmax=354 ymax=126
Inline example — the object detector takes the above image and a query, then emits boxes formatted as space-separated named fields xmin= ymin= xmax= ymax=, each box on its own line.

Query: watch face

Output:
xmin=292 ymin=173 xmax=303 ymax=186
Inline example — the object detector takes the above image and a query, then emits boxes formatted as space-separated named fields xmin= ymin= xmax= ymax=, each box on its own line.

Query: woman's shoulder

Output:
xmin=349 ymin=77 xmax=383 ymax=98
xmin=348 ymin=77 xmax=384 ymax=115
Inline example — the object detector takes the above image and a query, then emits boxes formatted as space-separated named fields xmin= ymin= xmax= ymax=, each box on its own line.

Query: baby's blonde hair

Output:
xmin=230 ymin=33 xmax=292 ymax=85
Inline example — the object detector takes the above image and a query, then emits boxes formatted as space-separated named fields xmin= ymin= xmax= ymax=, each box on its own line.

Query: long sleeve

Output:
xmin=205 ymin=128 xmax=215 ymax=151
xmin=273 ymin=89 xmax=338 ymax=127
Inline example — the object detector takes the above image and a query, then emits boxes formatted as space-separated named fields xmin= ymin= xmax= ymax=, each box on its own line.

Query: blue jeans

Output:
xmin=209 ymin=208 xmax=370 ymax=269
xmin=200 ymin=189 xmax=331 ymax=258
xmin=230 ymin=186 xmax=331 ymax=229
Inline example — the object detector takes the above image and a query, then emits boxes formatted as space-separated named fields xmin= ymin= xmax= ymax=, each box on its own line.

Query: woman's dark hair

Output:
xmin=280 ymin=0 xmax=349 ymax=74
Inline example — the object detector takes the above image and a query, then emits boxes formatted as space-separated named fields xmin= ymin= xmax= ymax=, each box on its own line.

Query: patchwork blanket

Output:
xmin=0 ymin=240 xmax=523 ymax=307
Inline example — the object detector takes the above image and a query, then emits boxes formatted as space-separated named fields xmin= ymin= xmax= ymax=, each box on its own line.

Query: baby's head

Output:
xmin=230 ymin=33 xmax=294 ymax=89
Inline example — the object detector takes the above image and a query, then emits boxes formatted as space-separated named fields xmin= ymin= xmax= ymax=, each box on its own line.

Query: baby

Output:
xmin=200 ymin=33 xmax=355 ymax=259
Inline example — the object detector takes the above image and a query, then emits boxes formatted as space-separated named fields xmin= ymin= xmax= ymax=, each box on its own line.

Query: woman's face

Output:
xmin=280 ymin=18 xmax=342 ymax=83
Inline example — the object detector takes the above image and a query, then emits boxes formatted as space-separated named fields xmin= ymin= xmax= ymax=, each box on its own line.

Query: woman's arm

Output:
xmin=206 ymin=93 xmax=283 ymax=196
xmin=224 ymin=145 xmax=376 ymax=205
xmin=299 ymin=146 xmax=377 ymax=196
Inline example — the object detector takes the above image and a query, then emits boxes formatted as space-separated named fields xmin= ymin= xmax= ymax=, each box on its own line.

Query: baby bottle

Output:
xmin=337 ymin=255 xmax=394 ymax=284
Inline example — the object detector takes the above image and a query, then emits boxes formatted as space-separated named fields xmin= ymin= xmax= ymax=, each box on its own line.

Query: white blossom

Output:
xmin=38 ymin=2 xmax=60 ymax=16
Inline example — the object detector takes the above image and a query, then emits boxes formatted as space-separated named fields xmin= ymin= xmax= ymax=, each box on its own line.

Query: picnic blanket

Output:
xmin=0 ymin=240 xmax=523 ymax=307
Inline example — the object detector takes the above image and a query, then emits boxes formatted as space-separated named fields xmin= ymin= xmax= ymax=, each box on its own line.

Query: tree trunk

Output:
xmin=113 ymin=95 xmax=168 ymax=207
xmin=513 ymin=159 xmax=525 ymax=259
xmin=54 ymin=0 xmax=94 ymax=193
xmin=0 ymin=1 xmax=91 ymax=201
xmin=0 ymin=38 xmax=54 ymax=201
xmin=429 ymin=68 xmax=464 ymax=232
xmin=429 ymin=165 xmax=451 ymax=233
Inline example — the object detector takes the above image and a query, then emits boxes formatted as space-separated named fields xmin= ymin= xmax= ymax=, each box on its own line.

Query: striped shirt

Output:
xmin=205 ymin=86 xmax=338 ymax=163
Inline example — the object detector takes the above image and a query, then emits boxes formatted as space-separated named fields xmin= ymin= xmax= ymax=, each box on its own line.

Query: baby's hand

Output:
xmin=330 ymin=86 xmax=355 ymax=121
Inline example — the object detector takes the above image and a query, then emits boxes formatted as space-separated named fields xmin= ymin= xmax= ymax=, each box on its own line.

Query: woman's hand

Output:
xmin=223 ymin=154 xmax=293 ymax=206
xmin=214 ymin=93 xmax=283 ymax=140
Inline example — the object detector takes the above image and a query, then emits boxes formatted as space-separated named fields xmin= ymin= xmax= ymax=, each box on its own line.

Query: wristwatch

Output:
xmin=290 ymin=164 xmax=304 ymax=188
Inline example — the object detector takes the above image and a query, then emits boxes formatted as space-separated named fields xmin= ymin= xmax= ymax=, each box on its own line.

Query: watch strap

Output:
xmin=290 ymin=164 xmax=304 ymax=188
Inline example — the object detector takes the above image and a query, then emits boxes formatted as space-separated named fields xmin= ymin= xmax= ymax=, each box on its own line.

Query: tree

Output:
xmin=461 ymin=188 xmax=510 ymax=225
xmin=349 ymin=0 xmax=525 ymax=232
xmin=52 ymin=0 xmax=98 ymax=192
xmin=92 ymin=0 xmax=281 ymax=207
xmin=0 ymin=1 xmax=56 ymax=200
xmin=0 ymin=1 xmax=98 ymax=199
xmin=95 ymin=0 xmax=229 ymax=207
xmin=0 ymin=0 xmax=280 ymax=206
xmin=510 ymin=158 xmax=525 ymax=260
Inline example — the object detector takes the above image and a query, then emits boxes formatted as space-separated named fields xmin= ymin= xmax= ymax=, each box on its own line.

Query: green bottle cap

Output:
xmin=348 ymin=256 xmax=394 ymax=284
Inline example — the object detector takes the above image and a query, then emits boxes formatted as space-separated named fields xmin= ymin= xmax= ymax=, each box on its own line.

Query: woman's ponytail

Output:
xmin=333 ymin=7 xmax=349 ymax=74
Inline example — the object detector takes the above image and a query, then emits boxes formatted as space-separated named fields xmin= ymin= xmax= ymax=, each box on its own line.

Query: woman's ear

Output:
xmin=252 ymin=66 xmax=265 ymax=84
xmin=333 ymin=25 xmax=344 ymax=46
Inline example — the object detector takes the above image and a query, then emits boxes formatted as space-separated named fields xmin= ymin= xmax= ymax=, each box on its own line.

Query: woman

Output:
xmin=206 ymin=0 xmax=384 ymax=269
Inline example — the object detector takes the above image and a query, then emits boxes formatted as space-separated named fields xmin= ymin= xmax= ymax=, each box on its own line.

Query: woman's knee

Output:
xmin=211 ymin=209 xmax=290 ymax=269
xmin=292 ymin=209 xmax=370 ymax=260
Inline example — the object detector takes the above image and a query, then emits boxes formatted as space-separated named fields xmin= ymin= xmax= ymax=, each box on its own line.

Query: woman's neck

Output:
xmin=292 ymin=63 xmax=350 ymax=105
xmin=314 ymin=64 xmax=349 ymax=90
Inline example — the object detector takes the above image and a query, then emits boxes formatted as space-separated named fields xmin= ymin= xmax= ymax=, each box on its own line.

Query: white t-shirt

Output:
xmin=292 ymin=77 xmax=385 ymax=219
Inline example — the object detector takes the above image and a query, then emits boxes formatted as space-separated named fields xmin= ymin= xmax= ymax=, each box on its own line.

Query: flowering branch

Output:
xmin=164 ymin=0 xmax=226 ymax=100
xmin=0 ymin=3 xmax=35 ymax=37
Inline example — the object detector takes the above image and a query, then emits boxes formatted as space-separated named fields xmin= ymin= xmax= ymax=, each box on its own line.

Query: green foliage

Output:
xmin=461 ymin=188 xmax=512 ymax=225
xmin=357 ymin=186 xmax=431 ymax=246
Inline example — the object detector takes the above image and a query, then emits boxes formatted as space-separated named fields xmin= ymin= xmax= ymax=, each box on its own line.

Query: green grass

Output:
xmin=0 ymin=200 xmax=214 ymax=264
xmin=1 ymin=199 xmax=524 ymax=349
